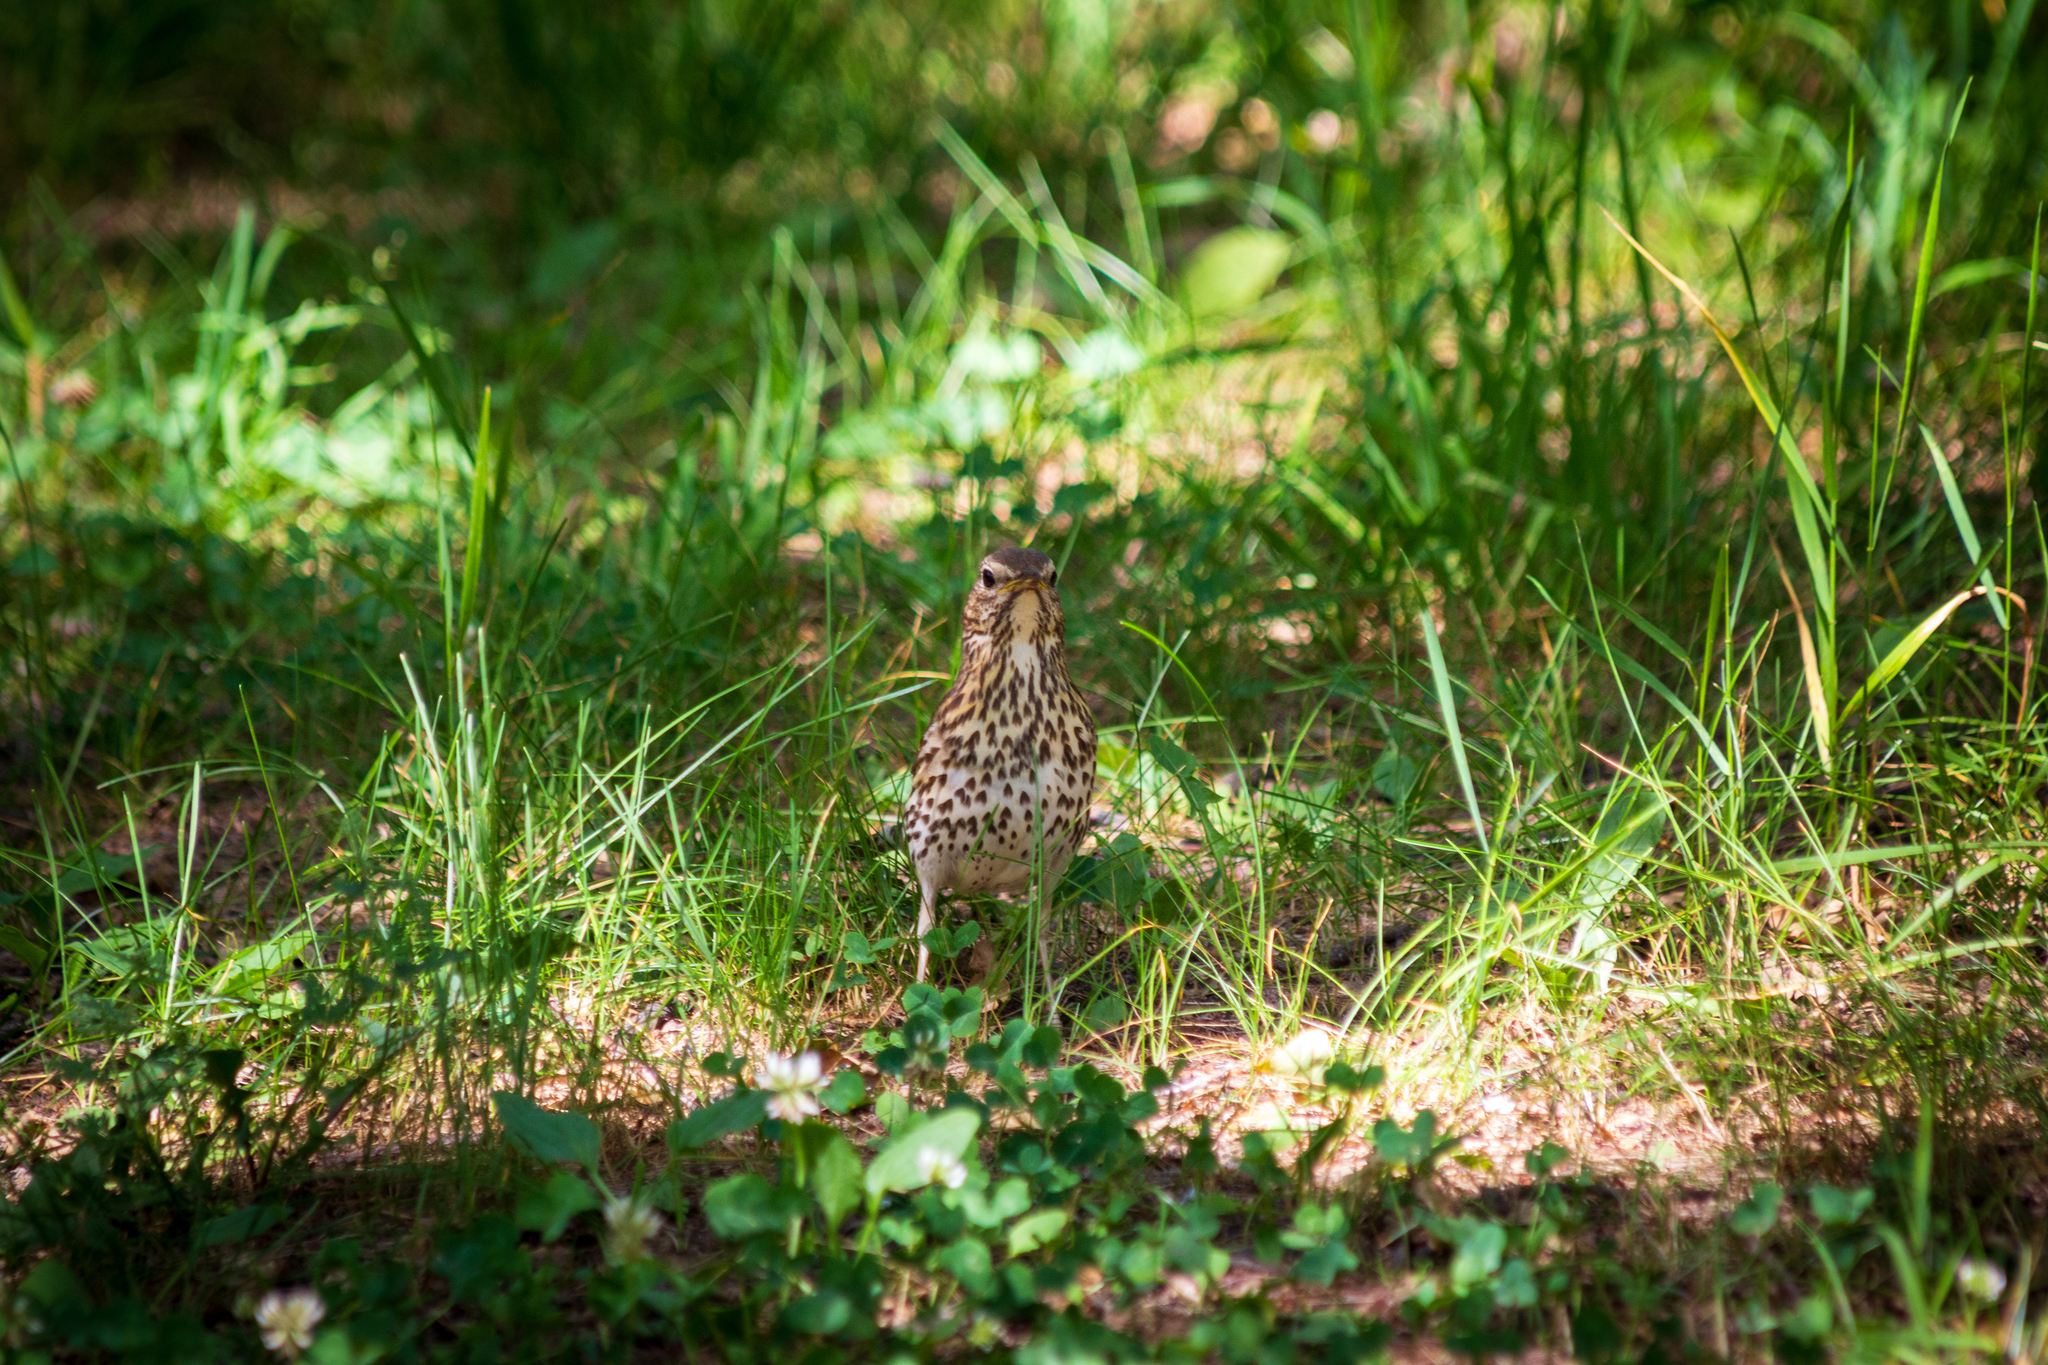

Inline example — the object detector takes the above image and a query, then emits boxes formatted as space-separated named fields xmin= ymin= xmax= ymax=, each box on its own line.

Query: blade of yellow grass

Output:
xmin=1773 ymin=547 xmax=1832 ymax=764
xmin=1601 ymin=209 xmax=1836 ymax=618
xmin=1920 ymin=422 xmax=2008 ymax=628
xmin=1839 ymin=584 xmax=2023 ymax=720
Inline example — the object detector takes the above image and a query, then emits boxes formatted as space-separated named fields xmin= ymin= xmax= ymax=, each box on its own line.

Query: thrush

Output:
xmin=905 ymin=546 xmax=1097 ymax=981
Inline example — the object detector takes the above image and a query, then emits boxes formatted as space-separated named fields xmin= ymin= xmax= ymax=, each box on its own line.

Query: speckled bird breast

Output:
xmin=904 ymin=638 xmax=1097 ymax=897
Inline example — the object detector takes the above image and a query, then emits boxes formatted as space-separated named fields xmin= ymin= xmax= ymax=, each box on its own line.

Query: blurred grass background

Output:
xmin=2 ymin=0 xmax=2047 ymax=1205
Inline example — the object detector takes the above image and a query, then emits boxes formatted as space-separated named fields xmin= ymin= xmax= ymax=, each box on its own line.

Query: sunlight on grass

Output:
xmin=3 ymin=0 xmax=2046 ymax=1356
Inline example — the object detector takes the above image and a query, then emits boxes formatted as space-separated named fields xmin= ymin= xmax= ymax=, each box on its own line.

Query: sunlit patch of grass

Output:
xmin=4 ymin=2 xmax=2048 ymax=1352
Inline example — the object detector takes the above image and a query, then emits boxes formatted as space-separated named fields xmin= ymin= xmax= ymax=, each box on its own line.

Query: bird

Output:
xmin=904 ymin=546 xmax=1097 ymax=983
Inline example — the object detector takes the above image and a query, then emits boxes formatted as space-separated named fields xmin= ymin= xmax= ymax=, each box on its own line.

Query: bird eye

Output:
xmin=1046 ymin=569 xmax=1057 ymax=586
xmin=980 ymin=568 xmax=996 ymax=588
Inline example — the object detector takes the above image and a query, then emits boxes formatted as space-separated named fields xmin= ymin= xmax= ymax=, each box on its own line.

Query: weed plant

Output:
xmin=2 ymin=0 xmax=2047 ymax=1358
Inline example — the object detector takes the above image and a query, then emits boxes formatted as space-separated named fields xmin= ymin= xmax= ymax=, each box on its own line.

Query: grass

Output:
xmin=3 ymin=0 xmax=2048 ymax=1359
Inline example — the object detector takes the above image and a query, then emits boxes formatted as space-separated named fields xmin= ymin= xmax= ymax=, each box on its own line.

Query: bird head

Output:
xmin=961 ymin=546 xmax=1066 ymax=646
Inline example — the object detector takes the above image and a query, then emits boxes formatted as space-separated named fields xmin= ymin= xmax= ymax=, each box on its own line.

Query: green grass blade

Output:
xmin=1920 ymin=421 xmax=2005 ymax=627
xmin=1103 ymin=126 xmax=1156 ymax=286
xmin=2024 ymin=206 xmax=2043 ymax=505
xmin=459 ymin=389 xmax=493 ymax=637
xmin=1879 ymin=84 xmax=1970 ymax=532
xmin=1602 ymin=209 xmax=1837 ymax=608
xmin=1839 ymin=584 xmax=1995 ymax=720
xmin=1419 ymin=609 xmax=1488 ymax=855
xmin=1773 ymin=550 xmax=1833 ymax=764
xmin=0 ymin=244 xmax=35 ymax=349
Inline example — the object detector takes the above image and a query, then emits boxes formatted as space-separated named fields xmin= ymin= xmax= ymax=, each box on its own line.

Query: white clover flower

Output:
xmin=1956 ymin=1258 xmax=2007 ymax=1303
xmin=914 ymin=1146 xmax=969 ymax=1190
xmin=1265 ymin=1026 xmax=1336 ymax=1084
xmin=255 ymin=1287 xmax=326 ymax=1359
xmin=755 ymin=1050 xmax=825 ymax=1123
xmin=47 ymin=370 xmax=99 ymax=409
xmin=602 ymin=1192 xmax=665 ymax=1265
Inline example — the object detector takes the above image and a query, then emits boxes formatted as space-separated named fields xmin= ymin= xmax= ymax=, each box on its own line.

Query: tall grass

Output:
xmin=2 ymin=0 xmax=2045 ymax=1279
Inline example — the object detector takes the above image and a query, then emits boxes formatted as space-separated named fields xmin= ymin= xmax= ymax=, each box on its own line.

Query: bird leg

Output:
xmin=1036 ymin=879 xmax=1055 ymax=1012
xmin=914 ymin=875 xmax=937 ymax=983
xmin=1030 ymin=802 xmax=1055 ymax=1012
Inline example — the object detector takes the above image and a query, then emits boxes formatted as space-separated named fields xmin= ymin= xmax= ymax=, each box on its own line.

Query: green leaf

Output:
xmin=962 ymin=1176 xmax=1032 ymax=1228
xmin=1809 ymin=1184 xmax=1873 ymax=1227
xmin=866 ymin=1107 xmax=982 ymax=1194
xmin=303 ymin=1327 xmax=366 ymax=1365
xmin=1181 ymin=226 xmax=1292 ymax=319
xmin=0 ymin=925 xmax=49 ymax=976
xmin=960 ymin=440 xmax=1027 ymax=477
xmin=1525 ymin=1142 xmax=1571 ymax=1178
xmin=1446 ymin=1218 xmax=1506 ymax=1292
xmin=1323 ymin=1061 xmax=1384 ymax=1094
xmin=807 ymin=1127 xmax=865 ymax=1225
xmin=1293 ymin=1237 xmax=1359 ymax=1286
xmin=667 ymin=1089 xmax=770 ymax=1150
xmin=874 ymin=1090 xmax=914 ymax=1133
xmin=202 ymin=1048 xmax=246 ymax=1093
xmin=492 ymin=1091 xmax=600 ymax=1172
xmin=515 ymin=1170 xmax=600 ymax=1243
xmin=1729 ymin=1181 xmax=1783 ymax=1236
xmin=1780 ymin=1292 xmax=1833 ymax=1342
xmin=820 ymin=1069 xmax=866 ymax=1115
xmin=703 ymin=1174 xmax=802 ymax=1240
xmin=780 ymin=1290 xmax=853 ymax=1335
xmin=1020 ymin=1025 xmax=1062 ymax=1068
xmin=906 ymin=983 xmax=982 ymax=1030
xmin=1290 ymin=1204 xmax=1348 ymax=1240
xmin=902 ymin=1011 xmax=950 ymax=1062
xmin=1006 ymin=1207 xmax=1070 ymax=1256
xmin=1573 ymin=789 xmax=1667 ymax=919
xmin=1146 ymin=734 xmax=1221 ymax=813
xmin=1144 ymin=734 xmax=1201 ymax=778
xmin=74 ymin=925 xmax=169 ymax=983
xmin=1064 ymin=833 xmax=1153 ymax=914
xmin=1372 ymin=1111 xmax=1442 ymax=1170
xmin=1370 ymin=744 xmax=1423 ymax=806
xmin=210 ymin=931 xmax=316 ymax=995
xmin=16 ymin=1258 xmax=91 ymax=1319
xmin=8 ymin=545 xmax=59 ymax=578
xmin=938 ymin=1237 xmax=996 ymax=1296
xmin=1083 ymin=993 xmax=1128 ymax=1030
xmin=194 ymin=1202 xmax=284 ymax=1248
xmin=1494 ymin=1257 xmax=1538 ymax=1308
xmin=1051 ymin=481 xmax=1113 ymax=516
xmin=1571 ymin=1303 xmax=1623 ymax=1364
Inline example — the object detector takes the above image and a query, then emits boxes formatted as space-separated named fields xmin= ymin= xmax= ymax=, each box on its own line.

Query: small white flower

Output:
xmin=602 ymin=1192 xmax=665 ymax=1265
xmin=1265 ymin=1026 xmax=1337 ymax=1083
xmin=913 ymin=1146 xmax=969 ymax=1190
xmin=756 ymin=1050 xmax=825 ymax=1123
xmin=47 ymin=370 xmax=99 ymax=409
xmin=1303 ymin=109 xmax=1343 ymax=153
xmin=1956 ymin=1258 xmax=2007 ymax=1303
xmin=255 ymin=1287 xmax=325 ymax=1359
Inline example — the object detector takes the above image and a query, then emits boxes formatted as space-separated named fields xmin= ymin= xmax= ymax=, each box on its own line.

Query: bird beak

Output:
xmin=998 ymin=577 xmax=1044 ymax=595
